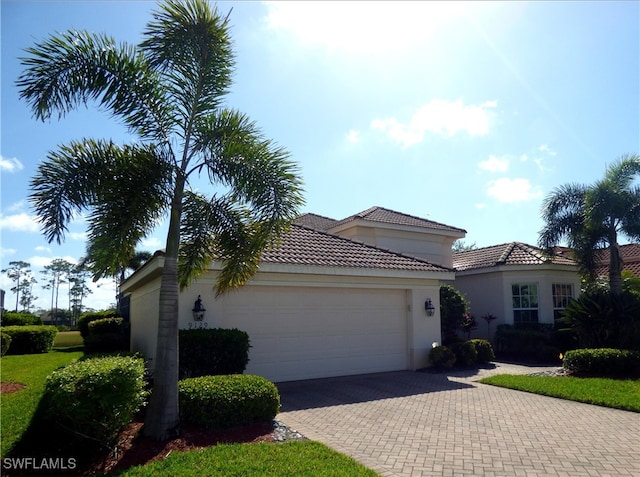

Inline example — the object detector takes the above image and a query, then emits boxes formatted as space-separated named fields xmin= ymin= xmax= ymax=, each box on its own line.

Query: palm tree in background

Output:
xmin=19 ymin=0 xmax=304 ymax=440
xmin=539 ymin=154 xmax=640 ymax=295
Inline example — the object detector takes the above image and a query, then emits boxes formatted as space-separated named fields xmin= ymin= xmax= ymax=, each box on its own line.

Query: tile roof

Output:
xmin=293 ymin=212 xmax=338 ymax=231
xmin=330 ymin=206 xmax=466 ymax=234
xmin=453 ymin=242 xmax=577 ymax=271
xmin=262 ymin=224 xmax=452 ymax=273
xmin=594 ymin=243 xmax=640 ymax=277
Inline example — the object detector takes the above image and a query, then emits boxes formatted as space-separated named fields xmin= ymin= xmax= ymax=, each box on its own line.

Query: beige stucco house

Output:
xmin=123 ymin=207 xmax=466 ymax=382
xmin=453 ymin=242 xmax=581 ymax=340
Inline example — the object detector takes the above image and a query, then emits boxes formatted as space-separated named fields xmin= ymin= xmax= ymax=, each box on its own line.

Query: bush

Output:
xmin=179 ymin=328 xmax=250 ymax=379
xmin=560 ymin=290 xmax=640 ymax=350
xmin=495 ymin=325 xmax=563 ymax=362
xmin=469 ymin=339 xmax=495 ymax=363
xmin=179 ymin=374 xmax=280 ymax=430
xmin=77 ymin=310 xmax=120 ymax=338
xmin=1 ymin=325 xmax=57 ymax=354
xmin=563 ymin=348 xmax=640 ymax=377
xmin=1 ymin=312 xmax=43 ymax=326
xmin=41 ymin=355 xmax=148 ymax=448
xmin=440 ymin=285 xmax=470 ymax=344
xmin=84 ymin=317 xmax=129 ymax=353
xmin=451 ymin=341 xmax=478 ymax=367
xmin=428 ymin=345 xmax=456 ymax=369
xmin=1 ymin=331 xmax=12 ymax=356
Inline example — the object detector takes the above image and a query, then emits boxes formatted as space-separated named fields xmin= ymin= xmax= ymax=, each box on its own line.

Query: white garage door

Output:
xmin=218 ymin=286 xmax=408 ymax=382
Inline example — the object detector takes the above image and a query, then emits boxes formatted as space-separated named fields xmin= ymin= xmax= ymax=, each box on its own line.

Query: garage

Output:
xmin=215 ymin=285 xmax=408 ymax=382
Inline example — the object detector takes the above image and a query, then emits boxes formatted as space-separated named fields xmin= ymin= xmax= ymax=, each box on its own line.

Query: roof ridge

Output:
xmin=497 ymin=242 xmax=517 ymax=264
xmin=292 ymin=223 xmax=454 ymax=272
xmin=295 ymin=211 xmax=336 ymax=221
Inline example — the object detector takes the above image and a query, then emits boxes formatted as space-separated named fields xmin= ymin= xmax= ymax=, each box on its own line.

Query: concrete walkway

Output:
xmin=277 ymin=363 xmax=640 ymax=477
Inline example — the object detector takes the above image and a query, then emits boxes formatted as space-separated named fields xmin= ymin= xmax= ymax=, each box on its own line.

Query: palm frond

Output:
xmin=17 ymin=30 xmax=172 ymax=141
xmin=141 ymin=0 xmax=234 ymax=126
xmin=195 ymin=109 xmax=305 ymax=225
xmin=178 ymin=192 xmax=265 ymax=293
xmin=29 ymin=139 xmax=173 ymax=278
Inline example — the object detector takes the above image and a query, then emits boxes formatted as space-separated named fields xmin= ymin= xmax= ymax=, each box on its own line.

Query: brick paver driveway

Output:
xmin=277 ymin=363 xmax=640 ymax=477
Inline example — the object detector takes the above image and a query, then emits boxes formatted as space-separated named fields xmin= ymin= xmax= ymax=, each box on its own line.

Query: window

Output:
xmin=552 ymin=283 xmax=574 ymax=321
xmin=512 ymin=283 xmax=538 ymax=324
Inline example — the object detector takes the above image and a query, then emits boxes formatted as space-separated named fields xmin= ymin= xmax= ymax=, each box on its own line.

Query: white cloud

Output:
xmin=28 ymin=255 xmax=78 ymax=268
xmin=0 ymin=213 xmax=39 ymax=232
xmin=346 ymin=130 xmax=361 ymax=144
xmin=35 ymin=246 xmax=52 ymax=254
xmin=538 ymin=144 xmax=557 ymax=156
xmin=371 ymin=99 xmax=496 ymax=148
xmin=478 ymin=154 xmax=509 ymax=173
xmin=264 ymin=1 xmax=474 ymax=54
xmin=0 ymin=155 xmax=24 ymax=173
xmin=140 ymin=237 xmax=162 ymax=250
xmin=486 ymin=178 xmax=542 ymax=203
xmin=0 ymin=247 xmax=17 ymax=258
xmin=69 ymin=231 xmax=88 ymax=241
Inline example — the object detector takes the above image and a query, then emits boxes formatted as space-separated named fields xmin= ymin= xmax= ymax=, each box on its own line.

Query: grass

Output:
xmin=480 ymin=374 xmax=640 ymax=412
xmin=108 ymin=441 xmax=379 ymax=477
xmin=0 ymin=350 xmax=84 ymax=457
xmin=53 ymin=330 xmax=83 ymax=348
xmin=2 ymin=351 xmax=380 ymax=476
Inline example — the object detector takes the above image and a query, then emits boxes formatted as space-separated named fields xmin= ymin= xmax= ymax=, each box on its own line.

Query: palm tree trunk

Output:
xmin=144 ymin=176 xmax=184 ymax=440
xmin=610 ymin=240 xmax=624 ymax=295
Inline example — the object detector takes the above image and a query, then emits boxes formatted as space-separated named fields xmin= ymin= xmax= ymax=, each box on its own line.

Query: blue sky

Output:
xmin=1 ymin=1 xmax=639 ymax=311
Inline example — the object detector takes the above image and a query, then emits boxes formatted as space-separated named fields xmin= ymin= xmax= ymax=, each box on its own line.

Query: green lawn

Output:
xmin=0 ymin=350 xmax=84 ymax=456
xmin=1 ymin=351 xmax=380 ymax=476
xmin=480 ymin=374 xmax=640 ymax=412
xmin=108 ymin=441 xmax=379 ymax=477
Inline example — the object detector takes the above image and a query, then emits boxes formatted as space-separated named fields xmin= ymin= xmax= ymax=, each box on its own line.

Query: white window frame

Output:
xmin=511 ymin=282 xmax=539 ymax=325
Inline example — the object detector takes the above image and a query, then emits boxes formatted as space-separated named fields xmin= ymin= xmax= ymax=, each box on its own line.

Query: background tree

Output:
xmin=2 ymin=261 xmax=33 ymax=312
xmin=40 ymin=258 xmax=73 ymax=322
xmin=539 ymin=154 xmax=640 ymax=295
xmin=19 ymin=0 xmax=304 ymax=440
xmin=18 ymin=276 xmax=38 ymax=312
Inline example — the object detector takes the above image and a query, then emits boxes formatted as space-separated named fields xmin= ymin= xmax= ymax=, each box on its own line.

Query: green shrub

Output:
xmin=440 ymin=285 xmax=470 ymax=344
xmin=1 ymin=331 xmax=12 ymax=356
xmin=451 ymin=340 xmax=478 ymax=367
xmin=563 ymin=348 xmax=640 ymax=377
xmin=1 ymin=312 xmax=43 ymax=326
xmin=1 ymin=325 xmax=57 ymax=354
xmin=77 ymin=310 xmax=119 ymax=338
xmin=560 ymin=290 xmax=640 ymax=350
xmin=495 ymin=325 xmax=548 ymax=359
xmin=179 ymin=374 xmax=280 ymax=430
xmin=469 ymin=339 xmax=495 ymax=363
xmin=428 ymin=345 xmax=456 ymax=369
xmin=41 ymin=355 xmax=148 ymax=448
xmin=84 ymin=317 xmax=129 ymax=353
xmin=179 ymin=328 xmax=250 ymax=379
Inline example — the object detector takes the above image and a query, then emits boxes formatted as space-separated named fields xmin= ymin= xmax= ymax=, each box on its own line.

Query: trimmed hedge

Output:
xmin=1 ymin=312 xmax=43 ymax=326
xmin=563 ymin=348 xmax=640 ymax=377
xmin=495 ymin=324 xmax=561 ymax=362
xmin=84 ymin=317 xmax=129 ymax=353
xmin=179 ymin=374 xmax=280 ymax=430
xmin=1 ymin=325 xmax=57 ymax=354
xmin=77 ymin=310 xmax=120 ymax=338
xmin=451 ymin=340 xmax=478 ymax=367
xmin=1 ymin=331 xmax=11 ymax=356
xmin=179 ymin=328 xmax=250 ymax=379
xmin=469 ymin=339 xmax=495 ymax=363
xmin=428 ymin=345 xmax=456 ymax=369
xmin=41 ymin=355 xmax=148 ymax=448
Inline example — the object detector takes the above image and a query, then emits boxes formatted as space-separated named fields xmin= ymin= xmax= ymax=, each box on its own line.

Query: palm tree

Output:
xmin=18 ymin=0 xmax=304 ymax=440
xmin=539 ymin=154 xmax=640 ymax=295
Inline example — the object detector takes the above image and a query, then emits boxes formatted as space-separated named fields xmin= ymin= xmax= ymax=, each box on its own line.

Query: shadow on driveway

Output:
xmin=276 ymin=370 xmax=477 ymax=411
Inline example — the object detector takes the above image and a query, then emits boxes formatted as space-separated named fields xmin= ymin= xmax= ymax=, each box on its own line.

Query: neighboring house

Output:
xmin=123 ymin=207 xmax=464 ymax=382
xmin=453 ymin=242 xmax=581 ymax=340
xmin=594 ymin=243 xmax=640 ymax=278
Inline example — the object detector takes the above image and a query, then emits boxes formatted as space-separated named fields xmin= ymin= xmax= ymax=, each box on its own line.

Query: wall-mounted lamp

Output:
xmin=192 ymin=295 xmax=206 ymax=321
xmin=425 ymin=298 xmax=435 ymax=317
